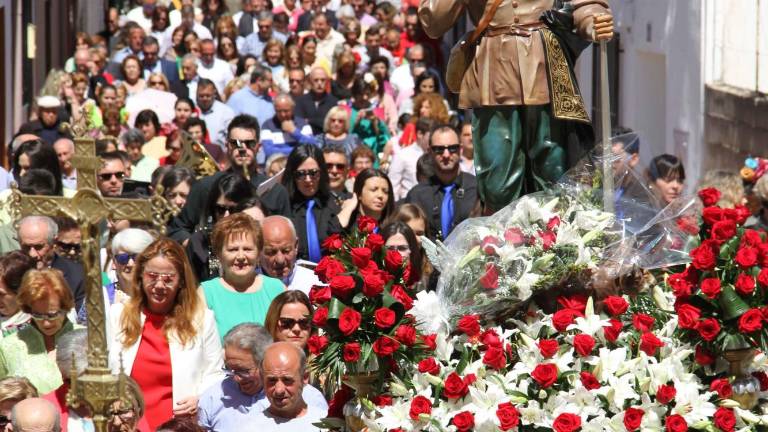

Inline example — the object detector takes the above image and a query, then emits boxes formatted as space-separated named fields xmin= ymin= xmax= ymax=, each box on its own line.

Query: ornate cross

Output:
xmin=9 ymin=131 xmax=174 ymax=432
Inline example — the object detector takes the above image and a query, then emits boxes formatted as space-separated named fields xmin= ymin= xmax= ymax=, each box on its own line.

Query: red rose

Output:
xmin=758 ymin=268 xmax=768 ymax=287
xmin=496 ymin=402 xmax=520 ymax=431
xmin=312 ymin=306 xmax=328 ymax=327
xmin=603 ymin=318 xmax=623 ymax=342
xmin=702 ymin=206 xmax=725 ymax=226
xmin=742 ymin=229 xmax=764 ymax=247
xmin=713 ymin=407 xmax=736 ymax=432
xmin=373 ymin=308 xmax=396 ymax=329
xmin=443 ymin=372 xmax=470 ymax=399
xmin=695 ymin=345 xmax=716 ymax=365
xmin=307 ymin=334 xmax=328 ymax=355
xmin=481 ymin=235 xmax=502 ymax=255
xmin=547 ymin=216 xmax=561 ymax=231
xmin=343 ymin=342 xmax=361 ymax=362
xmin=731 ymin=205 xmax=752 ymax=225
xmin=365 ymin=233 xmax=384 ymax=252
xmin=417 ymin=357 xmax=440 ymax=375
xmin=580 ymin=371 xmax=601 ymax=390
xmin=539 ymin=230 xmax=556 ymax=250
xmin=463 ymin=373 xmax=477 ymax=386
xmin=457 ymin=314 xmax=481 ymax=337
xmin=480 ymin=263 xmax=500 ymax=289
xmin=739 ymin=308 xmax=763 ymax=333
xmin=531 ymin=363 xmax=558 ymax=388
xmin=711 ymin=220 xmax=737 ymax=243
xmin=573 ymin=334 xmax=595 ymax=356
xmin=677 ymin=216 xmax=700 ymax=235
xmin=656 ymin=384 xmax=676 ymax=404
xmin=350 ymin=247 xmax=372 ymax=269
xmin=700 ymin=278 xmax=722 ymax=299
xmin=421 ymin=334 xmax=437 ymax=350
xmin=361 ymin=271 xmax=386 ymax=297
xmin=697 ymin=318 xmax=721 ymax=341
xmin=483 ymin=346 xmax=507 ymax=370
xmin=710 ymin=378 xmax=733 ymax=399
xmin=329 ymin=275 xmax=357 ymax=298
xmin=633 ymin=313 xmax=655 ymax=332
xmin=395 ymin=325 xmax=417 ymax=346
xmin=308 ymin=285 xmax=332 ymax=304
xmin=327 ymin=386 xmax=354 ymax=418
xmin=384 ymin=249 xmax=403 ymax=273
xmin=691 ymin=243 xmax=717 ymax=271
xmin=552 ymin=309 xmax=580 ymax=332
xmin=389 ymin=284 xmax=413 ymax=310
xmin=357 ymin=215 xmax=378 ymax=233
xmin=321 ymin=233 xmax=343 ymax=252
xmin=552 ymin=413 xmax=581 ymax=432
xmin=451 ymin=411 xmax=475 ymax=432
xmin=372 ymin=336 xmax=400 ymax=357
xmin=668 ymin=268 xmax=697 ymax=298
xmin=603 ymin=296 xmax=629 ymax=316
xmin=623 ymin=407 xmax=644 ymax=431
xmin=735 ymin=273 xmax=755 ymax=295
xmin=698 ymin=188 xmax=721 ymax=206
xmin=504 ymin=227 xmax=527 ymax=245
xmin=753 ymin=371 xmax=768 ymax=391
xmin=372 ymin=395 xmax=392 ymax=406
xmin=538 ymin=339 xmax=559 ymax=358
xmin=557 ymin=295 xmax=588 ymax=313
xmin=665 ymin=414 xmax=688 ymax=432
xmin=676 ymin=304 xmax=701 ymax=329
xmin=315 ymin=256 xmax=346 ymax=283
xmin=736 ymin=247 xmax=759 ymax=268
xmin=337 ymin=308 xmax=362 ymax=336
xmin=639 ymin=332 xmax=664 ymax=356
xmin=480 ymin=328 xmax=502 ymax=348
xmin=408 ymin=395 xmax=432 ymax=420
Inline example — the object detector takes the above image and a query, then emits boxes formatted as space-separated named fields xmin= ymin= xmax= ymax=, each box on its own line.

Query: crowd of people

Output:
xmin=2 ymin=0 xmax=768 ymax=431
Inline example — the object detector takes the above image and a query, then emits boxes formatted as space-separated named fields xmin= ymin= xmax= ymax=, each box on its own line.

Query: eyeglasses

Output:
xmin=21 ymin=243 xmax=47 ymax=252
xmin=55 ymin=241 xmax=81 ymax=254
xmin=385 ymin=244 xmax=410 ymax=253
xmin=329 ymin=118 xmax=345 ymax=123
xmin=278 ymin=317 xmax=311 ymax=330
xmin=98 ymin=171 xmax=126 ymax=181
xmin=114 ymin=252 xmax=137 ymax=265
xmin=108 ymin=408 xmax=136 ymax=421
xmin=326 ymin=163 xmax=346 ymax=171
xmin=143 ymin=271 xmax=179 ymax=285
xmin=430 ymin=144 xmax=461 ymax=155
xmin=228 ymin=139 xmax=258 ymax=149
xmin=221 ymin=366 xmax=255 ymax=379
xmin=149 ymin=80 xmax=165 ymax=86
xmin=295 ymin=169 xmax=320 ymax=179
xmin=30 ymin=310 xmax=67 ymax=321
xmin=214 ymin=204 xmax=238 ymax=215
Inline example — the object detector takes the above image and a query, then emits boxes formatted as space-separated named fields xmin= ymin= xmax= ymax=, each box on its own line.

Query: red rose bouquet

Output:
xmin=310 ymin=216 xmax=432 ymax=392
xmin=668 ymin=187 xmax=767 ymax=355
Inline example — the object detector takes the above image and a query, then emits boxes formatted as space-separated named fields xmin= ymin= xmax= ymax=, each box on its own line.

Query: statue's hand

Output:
xmin=593 ymin=13 xmax=614 ymax=41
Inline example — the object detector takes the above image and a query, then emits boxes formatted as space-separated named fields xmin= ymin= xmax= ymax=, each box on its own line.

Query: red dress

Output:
xmin=131 ymin=311 xmax=174 ymax=430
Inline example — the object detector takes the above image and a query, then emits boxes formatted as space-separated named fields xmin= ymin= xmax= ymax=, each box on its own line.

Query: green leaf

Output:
xmin=719 ymin=284 xmax=750 ymax=321
xmin=328 ymin=297 xmax=346 ymax=319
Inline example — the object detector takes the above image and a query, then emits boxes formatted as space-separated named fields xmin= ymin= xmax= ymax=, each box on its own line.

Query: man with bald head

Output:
xmin=294 ymin=67 xmax=338 ymax=135
xmin=11 ymin=398 xmax=61 ymax=432
xmin=53 ymin=138 xmax=76 ymax=191
xmin=247 ymin=342 xmax=323 ymax=430
xmin=260 ymin=94 xmax=316 ymax=160
xmin=72 ymin=48 xmax=90 ymax=75
xmin=260 ymin=216 xmax=320 ymax=294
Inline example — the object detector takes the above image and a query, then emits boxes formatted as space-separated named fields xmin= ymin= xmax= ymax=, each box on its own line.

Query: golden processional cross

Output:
xmin=9 ymin=129 xmax=174 ymax=432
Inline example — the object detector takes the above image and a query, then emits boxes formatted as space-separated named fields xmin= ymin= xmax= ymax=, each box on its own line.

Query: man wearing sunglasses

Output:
xmin=168 ymin=115 xmax=292 ymax=246
xmin=404 ymin=124 xmax=478 ymax=241
xmin=96 ymin=151 xmax=127 ymax=198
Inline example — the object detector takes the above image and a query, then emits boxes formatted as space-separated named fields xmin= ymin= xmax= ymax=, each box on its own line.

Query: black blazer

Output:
xmin=297 ymin=10 xmax=338 ymax=32
xmin=290 ymin=197 xmax=342 ymax=262
xmin=294 ymin=92 xmax=339 ymax=136
xmin=51 ymin=254 xmax=86 ymax=312
xmin=404 ymin=172 xmax=479 ymax=241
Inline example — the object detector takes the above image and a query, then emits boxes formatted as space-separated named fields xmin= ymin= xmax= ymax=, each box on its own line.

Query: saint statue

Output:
xmin=419 ymin=0 xmax=614 ymax=212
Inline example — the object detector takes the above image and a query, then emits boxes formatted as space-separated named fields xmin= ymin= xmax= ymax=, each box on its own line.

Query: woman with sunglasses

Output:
xmin=381 ymin=221 xmax=424 ymax=288
xmin=201 ymin=213 xmax=284 ymax=342
xmin=187 ymin=173 xmax=256 ymax=283
xmin=280 ymin=144 xmax=343 ymax=262
xmin=147 ymin=72 xmax=171 ymax=93
xmin=337 ymin=168 xmax=395 ymax=232
xmin=0 ymin=252 xmax=36 ymax=337
xmin=0 ymin=269 xmax=78 ymax=394
xmin=108 ymin=238 xmax=224 ymax=430
xmin=263 ymin=291 xmax=313 ymax=351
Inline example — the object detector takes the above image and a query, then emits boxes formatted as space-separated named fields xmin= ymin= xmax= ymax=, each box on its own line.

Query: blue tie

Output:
xmin=306 ymin=199 xmax=322 ymax=263
xmin=441 ymin=184 xmax=455 ymax=239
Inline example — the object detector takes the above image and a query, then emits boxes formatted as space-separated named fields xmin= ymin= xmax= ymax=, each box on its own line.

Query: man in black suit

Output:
xmin=405 ymin=124 xmax=479 ymax=241
xmin=17 ymin=216 xmax=85 ymax=310
xmin=296 ymin=0 xmax=338 ymax=32
xmin=167 ymin=114 xmax=292 ymax=245
xmin=294 ymin=67 xmax=338 ymax=135
xmin=141 ymin=36 xmax=187 ymax=98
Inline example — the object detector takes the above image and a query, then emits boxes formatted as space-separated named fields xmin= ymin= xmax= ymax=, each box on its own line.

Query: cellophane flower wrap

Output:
xmin=364 ymin=290 xmax=768 ymax=432
xmin=309 ymin=216 xmax=432 ymax=393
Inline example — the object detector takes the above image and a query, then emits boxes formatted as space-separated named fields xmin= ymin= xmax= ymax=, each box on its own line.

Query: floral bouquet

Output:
xmin=425 ymin=187 xmax=619 ymax=324
xmin=309 ymin=216 xmax=433 ymax=394
xmin=666 ymin=187 xmax=768 ymax=357
xmin=363 ymin=290 xmax=768 ymax=432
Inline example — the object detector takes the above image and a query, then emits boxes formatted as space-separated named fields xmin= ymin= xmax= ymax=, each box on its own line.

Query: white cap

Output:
xmin=37 ymin=96 xmax=62 ymax=109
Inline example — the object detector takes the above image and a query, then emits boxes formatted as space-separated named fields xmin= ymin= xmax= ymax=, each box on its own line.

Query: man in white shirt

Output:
xmin=197 ymin=79 xmax=236 ymax=148
xmin=124 ymin=0 xmax=156 ymax=32
xmin=312 ymin=13 xmax=344 ymax=65
xmin=390 ymin=43 xmax=425 ymax=101
xmin=163 ymin=5 xmax=213 ymax=52
xmin=389 ymin=117 xmax=435 ymax=200
xmin=197 ymin=39 xmax=235 ymax=97
xmin=260 ymin=216 xmax=320 ymax=294
xmin=247 ymin=342 xmax=324 ymax=431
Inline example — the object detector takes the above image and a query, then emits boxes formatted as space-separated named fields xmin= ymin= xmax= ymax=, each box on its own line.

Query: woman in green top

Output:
xmin=201 ymin=213 xmax=285 ymax=341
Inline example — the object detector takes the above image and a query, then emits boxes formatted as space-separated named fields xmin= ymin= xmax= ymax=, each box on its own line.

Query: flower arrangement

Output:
xmin=309 ymin=216 xmax=433 ymax=392
xmin=667 ymin=187 xmax=767 ymax=357
xmin=364 ymin=290 xmax=768 ymax=432
xmin=741 ymin=157 xmax=768 ymax=184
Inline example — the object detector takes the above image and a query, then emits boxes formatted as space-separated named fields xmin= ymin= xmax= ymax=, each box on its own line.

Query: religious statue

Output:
xmin=418 ymin=0 xmax=614 ymax=212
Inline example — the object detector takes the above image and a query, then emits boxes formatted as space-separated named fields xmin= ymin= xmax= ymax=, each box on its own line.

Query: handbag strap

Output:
xmin=467 ymin=0 xmax=505 ymax=45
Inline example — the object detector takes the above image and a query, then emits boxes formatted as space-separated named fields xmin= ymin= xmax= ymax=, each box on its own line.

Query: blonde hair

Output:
xmin=698 ymin=170 xmax=745 ymax=208
xmin=323 ymin=106 xmax=350 ymax=133
xmin=0 ymin=377 xmax=38 ymax=403
xmin=147 ymin=72 xmax=170 ymax=91
xmin=755 ymin=175 xmax=768 ymax=202
xmin=223 ymin=77 xmax=246 ymax=102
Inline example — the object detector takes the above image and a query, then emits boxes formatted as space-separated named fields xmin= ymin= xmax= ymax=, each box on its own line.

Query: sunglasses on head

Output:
xmin=430 ymin=144 xmax=461 ymax=155
xmin=56 ymin=241 xmax=81 ymax=254
xmin=296 ymin=169 xmax=320 ymax=179
xmin=114 ymin=252 xmax=137 ymax=266
xmin=278 ymin=317 xmax=311 ymax=330
xmin=228 ymin=139 xmax=258 ymax=149
xmin=99 ymin=171 xmax=125 ymax=181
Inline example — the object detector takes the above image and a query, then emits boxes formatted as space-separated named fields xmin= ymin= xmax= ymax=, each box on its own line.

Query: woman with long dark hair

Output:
xmin=280 ymin=144 xmax=342 ymax=262
xmin=381 ymin=221 xmax=423 ymax=287
xmin=13 ymin=140 xmax=63 ymax=196
xmin=337 ymin=168 xmax=394 ymax=231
